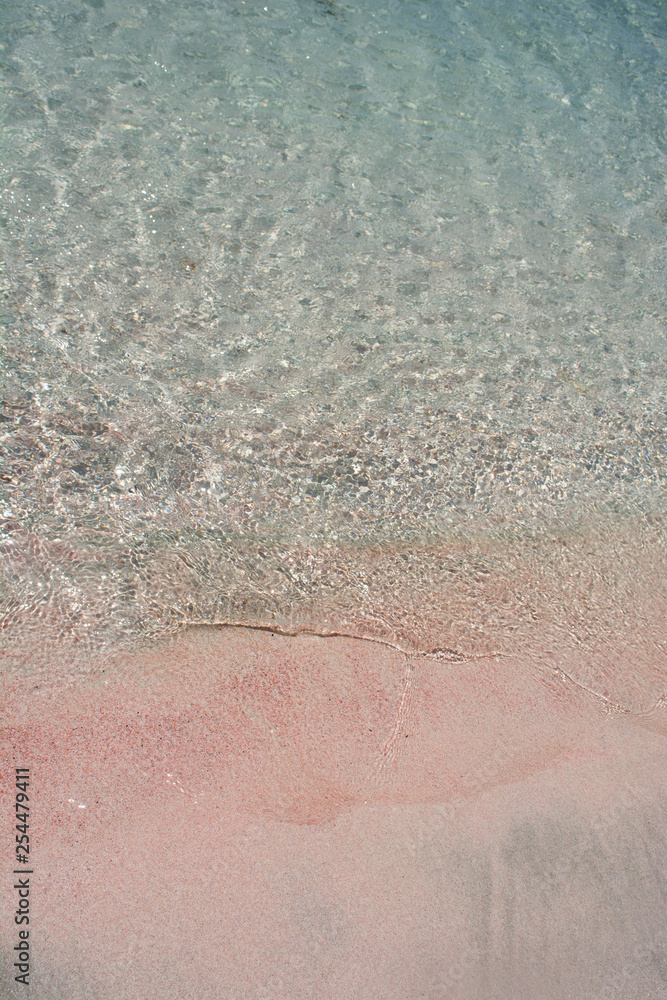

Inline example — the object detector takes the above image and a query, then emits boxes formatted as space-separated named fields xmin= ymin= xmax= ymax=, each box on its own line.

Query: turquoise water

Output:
xmin=1 ymin=0 xmax=666 ymax=663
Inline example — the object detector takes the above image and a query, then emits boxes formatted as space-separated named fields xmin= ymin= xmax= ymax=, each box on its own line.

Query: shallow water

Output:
xmin=2 ymin=0 xmax=667 ymax=664
xmin=1 ymin=1 xmax=667 ymax=997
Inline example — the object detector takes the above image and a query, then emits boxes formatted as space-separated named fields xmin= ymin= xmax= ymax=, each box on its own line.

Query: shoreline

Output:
xmin=3 ymin=511 xmax=666 ymax=715
xmin=2 ymin=514 xmax=666 ymax=996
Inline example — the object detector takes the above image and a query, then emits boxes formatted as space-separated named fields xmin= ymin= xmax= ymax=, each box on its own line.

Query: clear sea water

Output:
xmin=1 ymin=0 xmax=666 ymax=671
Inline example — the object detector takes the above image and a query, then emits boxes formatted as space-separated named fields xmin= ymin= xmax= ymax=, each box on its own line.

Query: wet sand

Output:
xmin=2 ymin=623 xmax=667 ymax=999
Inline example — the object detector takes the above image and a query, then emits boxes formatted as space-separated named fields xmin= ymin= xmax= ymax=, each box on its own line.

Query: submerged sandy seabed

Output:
xmin=2 ymin=617 xmax=667 ymax=1000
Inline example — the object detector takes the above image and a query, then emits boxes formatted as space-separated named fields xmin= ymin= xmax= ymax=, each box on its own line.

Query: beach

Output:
xmin=3 ymin=519 xmax=667 ymax=998
xmin=2 ymin=0 xmax=667 ymax=994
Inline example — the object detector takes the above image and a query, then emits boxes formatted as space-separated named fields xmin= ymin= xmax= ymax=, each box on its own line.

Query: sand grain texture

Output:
xmin=2 ymin=626 xmax=667 ymax=999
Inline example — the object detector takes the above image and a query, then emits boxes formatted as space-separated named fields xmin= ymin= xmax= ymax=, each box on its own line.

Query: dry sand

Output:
xmin=2 ymin=619 xmax=667 ymax=999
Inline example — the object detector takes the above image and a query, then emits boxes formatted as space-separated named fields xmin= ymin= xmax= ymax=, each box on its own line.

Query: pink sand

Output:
xmin=2 ymin=624 xmax=667 ymax=999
